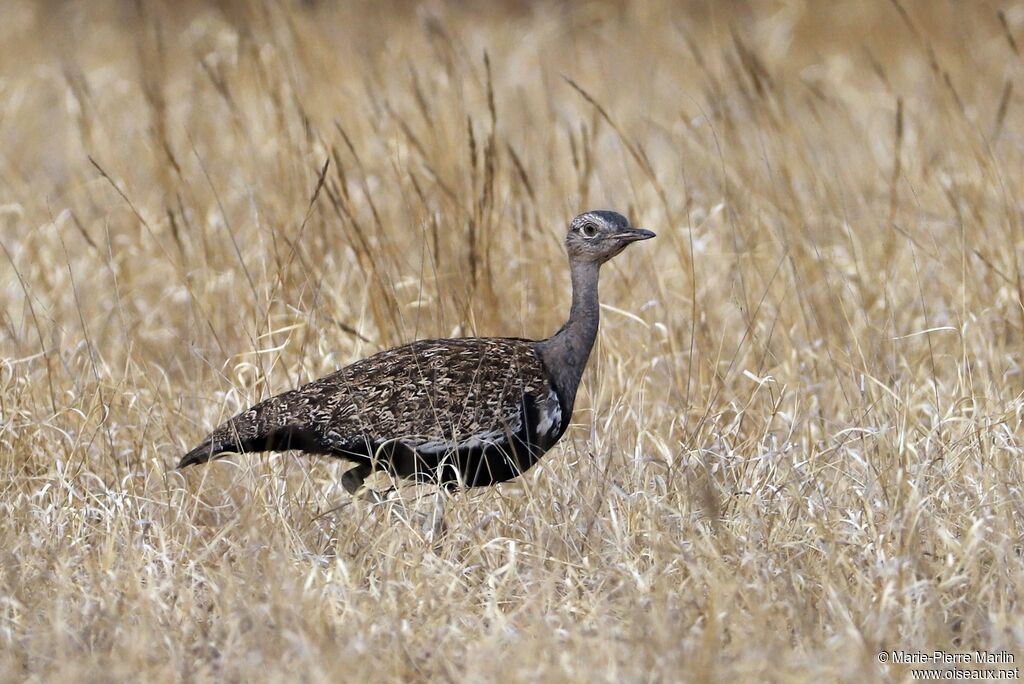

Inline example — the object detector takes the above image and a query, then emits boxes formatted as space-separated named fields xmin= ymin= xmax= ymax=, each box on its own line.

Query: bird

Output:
xmin=178 ymin=210 xmax=655 ymax=496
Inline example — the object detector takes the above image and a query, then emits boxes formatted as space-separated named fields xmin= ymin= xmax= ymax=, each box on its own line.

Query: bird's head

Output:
xmin=565 ymin=210 xmax=655 ymax=265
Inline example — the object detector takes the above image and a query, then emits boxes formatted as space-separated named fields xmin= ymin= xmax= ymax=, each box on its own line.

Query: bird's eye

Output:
xmin=580 ymin=222 xmax=598 ymax=238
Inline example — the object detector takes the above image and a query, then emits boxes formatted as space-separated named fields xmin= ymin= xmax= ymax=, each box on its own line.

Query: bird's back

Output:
xmin=302 ymin=337 xmax=550 ymax=445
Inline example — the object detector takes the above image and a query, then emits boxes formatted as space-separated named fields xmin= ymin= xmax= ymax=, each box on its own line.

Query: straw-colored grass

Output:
xmin=2 ymin=1 xmax=1023 ymax=681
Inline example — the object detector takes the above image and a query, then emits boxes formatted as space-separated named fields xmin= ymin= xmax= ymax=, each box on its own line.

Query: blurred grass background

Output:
xmin=2 ymin=1 xmax=1024 ymax=681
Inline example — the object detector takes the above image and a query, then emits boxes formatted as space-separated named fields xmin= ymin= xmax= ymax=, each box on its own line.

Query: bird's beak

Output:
xmin=619 ymin=228 xmax=656 ymax=242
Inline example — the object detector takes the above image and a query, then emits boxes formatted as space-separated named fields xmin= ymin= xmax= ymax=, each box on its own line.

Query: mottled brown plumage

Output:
xmin=179 ymin=210 xmax=654 ymax=491
xmin=213 ymin=338 xmax=547 ymax=450
xmin=181 ymin=338 xmax=558 ymax=487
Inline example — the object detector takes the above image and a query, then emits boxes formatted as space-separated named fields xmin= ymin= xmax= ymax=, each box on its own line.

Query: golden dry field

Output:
xmin=3 ymin=1 xmax=1024 ymax=681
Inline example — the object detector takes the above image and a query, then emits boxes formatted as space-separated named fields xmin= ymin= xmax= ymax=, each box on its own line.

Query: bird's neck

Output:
xmin=537 ymin=259 xmax=601 ymax=412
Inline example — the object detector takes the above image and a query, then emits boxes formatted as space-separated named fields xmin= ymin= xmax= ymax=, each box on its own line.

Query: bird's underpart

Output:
xmin=178 ymin=210 xmax=655 ymax=501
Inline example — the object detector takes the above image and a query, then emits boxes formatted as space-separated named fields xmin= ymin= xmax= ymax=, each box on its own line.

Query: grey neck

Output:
xmin=536 ymin=259 xmax=601 ymax=412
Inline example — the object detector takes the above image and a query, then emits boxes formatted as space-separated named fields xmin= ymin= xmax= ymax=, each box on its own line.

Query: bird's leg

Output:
xmin=342 ymin=462 xmax=391 ymax=505
xmin=341 ymin=462 xmax=372 ymax=496
xmin=420 ymin=488 xmax=448 ymax=540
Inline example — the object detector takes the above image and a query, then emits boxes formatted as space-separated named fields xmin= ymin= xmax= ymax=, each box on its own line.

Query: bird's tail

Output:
xmin=178 ymin=402 xmax=271 ymax=470
xmin=177 ymin=438 xmax=234 ymax=469
xmin=178 ymin=394 xmax=326 ymax=470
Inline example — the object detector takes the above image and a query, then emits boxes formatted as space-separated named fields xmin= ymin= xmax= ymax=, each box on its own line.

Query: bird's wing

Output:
xmin=313 ymin=337 xmax=550 ymax=450
xmin=194 ymin=337 xmax=552 ymax=460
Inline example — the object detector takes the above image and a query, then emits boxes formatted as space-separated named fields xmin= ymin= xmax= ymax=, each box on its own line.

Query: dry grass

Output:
xmin=2 ymin=1 xmax=1024 ymax=681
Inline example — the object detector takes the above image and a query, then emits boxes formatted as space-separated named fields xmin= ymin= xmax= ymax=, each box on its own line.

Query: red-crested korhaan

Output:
xmin=179 ymin=211 xmax=655 ymax=494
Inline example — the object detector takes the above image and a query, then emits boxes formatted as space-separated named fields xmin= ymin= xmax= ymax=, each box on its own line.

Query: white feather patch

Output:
xmin=415 ymin=429 xmax=508 ymax=455
xmin=536 ymin=388 xmax=561 ymax=437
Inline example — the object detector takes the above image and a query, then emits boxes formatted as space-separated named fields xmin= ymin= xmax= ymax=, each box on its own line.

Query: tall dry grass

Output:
xmin=2 ymin=0 xmax=1024 ymax=681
